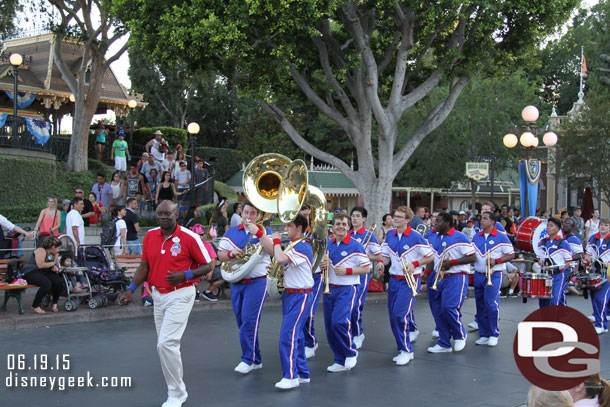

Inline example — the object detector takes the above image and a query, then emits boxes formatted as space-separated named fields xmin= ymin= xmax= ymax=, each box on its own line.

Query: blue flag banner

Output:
xmin=0 ymin=113 xmax=7 ymax=128
xmin=5 ymin=91 xmax=36 ymax=109
xmin=519 ymin=160 xmax=528 ymax=217
xmin=24 ymin=117 xmax=51 ymax=144
xmin=525 ymin=160 xmax=541 ymax=217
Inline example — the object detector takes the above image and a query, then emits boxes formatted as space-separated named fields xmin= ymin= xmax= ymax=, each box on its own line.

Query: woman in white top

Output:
xmin=585 ymin=209 xmax=601 ymax=243
xmin=111 ymin=205 xmax=128 ymax=255
xmin=110 ymin=171 xmax=126 ymax=207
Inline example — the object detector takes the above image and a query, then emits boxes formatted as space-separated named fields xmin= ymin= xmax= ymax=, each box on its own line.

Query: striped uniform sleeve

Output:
xmin=414 ymin=234 xmax=433 ymax=259
xmin=184 ymin=230 xmax=212 ymax=264
xmin=218 ymin=235 xmax=240 ymax=251
xmin=497 ymin=233 xmax=515 ymax=257
xmin=367 ymin=241 xmax=382 ymax=256
xmin=569 ymin=239 xmax=584 ymax=255
xmin=381 ymin=241 xmax=391 ymax=258
xmin=285 ymin=247 xmax=311 ymax=268
xmin=586 ymin=244 xmax=597 ymax=257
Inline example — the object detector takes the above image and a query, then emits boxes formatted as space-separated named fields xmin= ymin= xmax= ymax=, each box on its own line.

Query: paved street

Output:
xmin=1 ymin=293 xmax=608 ymax=407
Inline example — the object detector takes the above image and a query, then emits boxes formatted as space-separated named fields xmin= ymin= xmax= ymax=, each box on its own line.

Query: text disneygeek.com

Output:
xmin=3 ymin=354 xmax=132 ymax=391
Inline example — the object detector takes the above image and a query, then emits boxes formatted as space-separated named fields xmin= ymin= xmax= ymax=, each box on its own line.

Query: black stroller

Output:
xmin=76 ymin=245 xmax=128 ymax=308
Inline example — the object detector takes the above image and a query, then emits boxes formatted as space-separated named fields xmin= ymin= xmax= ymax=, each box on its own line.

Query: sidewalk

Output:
xmin=0 ymin=288 xmax=393 ymax=332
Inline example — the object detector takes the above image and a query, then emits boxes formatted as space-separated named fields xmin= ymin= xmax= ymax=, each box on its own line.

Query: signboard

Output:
xmin=465 ymin=162 xmax=489 ymax=181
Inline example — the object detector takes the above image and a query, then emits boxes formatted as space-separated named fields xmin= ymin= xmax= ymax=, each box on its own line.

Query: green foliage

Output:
xmin=0 ymin=157 xmax=101 ymax=222
xmin=132 ymin=127 xmax=188 ymax=150
xmin=560 ymin=85 xmax=610 ymax=208
xmin=0 ymin=0 xmax=21 ymax=41
xmin=194 ymin=147 xmax=243 ymax=182
xmin=214 ymin=180 xmax=238 ymax=202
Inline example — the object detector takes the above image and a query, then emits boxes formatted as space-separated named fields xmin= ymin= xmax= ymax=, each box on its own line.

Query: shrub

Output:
xmin=132 ymin=127 xmax=188 ymax=152
xmin=197 ymin=147 xmax=245 ymax=182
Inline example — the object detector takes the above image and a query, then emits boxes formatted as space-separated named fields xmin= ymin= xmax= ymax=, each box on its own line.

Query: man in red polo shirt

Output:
xmin=121 ymin=200 xmax=213 ymax=407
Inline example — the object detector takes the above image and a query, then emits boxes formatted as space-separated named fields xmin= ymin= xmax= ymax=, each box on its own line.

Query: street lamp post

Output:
xmin=128 ymin=99 xmax=137 ymax=144
xmin=187 ymin=122 xmax=200 ymax=207
xmin=503 ymin=105 xmax=558 ymax=217
xmin=9 ymin=53 xmax=23 ymax=148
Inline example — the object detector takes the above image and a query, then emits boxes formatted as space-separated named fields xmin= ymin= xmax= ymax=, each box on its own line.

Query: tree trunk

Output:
xmin=354 ymin=174 xmax=393 ymax=229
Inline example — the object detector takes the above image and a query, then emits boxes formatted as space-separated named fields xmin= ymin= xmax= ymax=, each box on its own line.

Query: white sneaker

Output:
xmin=475 ymin=337 xmax=489 ymax=346
xmin=344 ymin=354 xmax=358 ymax=369
xmin=298 ymin=377 xmax=310 ymax=384
xmin=595 ymin=327 xmax=605 ymax=335
xmin=409 ymin=330 xmax=420 ymax=343
xmin=487 ymin=337 xmax=499 ymax=347
xmin=431 ymin=330 xmax=440 ymax=338
xmin=395 ymin=351 xmax=414 ymax=366
xmin=305 ymin=343 xmax=319 ymax=359
xmin=234 ymin=362 xmax=262 ymax=374
xmin=275 ymin=378 xmax=299 ymax=390
xmin=454 ymin=338 xmax=467 ymax=352
xmin=353 ymin=333 xmax=365 ymax=349
xmin=467 ymin=321 xmax=479 ymax=331
xmin=588 ymin=314 xmax=595 ymax=323
xmin=427 ymin=344 xmax=452 ymax=353
xmin=162 ymin=393 xmax=187 ymax=407
xmin=327 ymin=363 xmax=349 ymax=372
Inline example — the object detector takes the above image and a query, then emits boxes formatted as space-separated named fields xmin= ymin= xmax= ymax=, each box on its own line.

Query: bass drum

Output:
xmin=515 ymin=217 xmax=563 ymax=258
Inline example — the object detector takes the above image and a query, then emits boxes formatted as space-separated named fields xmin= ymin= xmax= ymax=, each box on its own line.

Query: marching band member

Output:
xmin=471 ymin=212 xmax=515 ymax=347
xmin=585 ymin=218 xmax=610 ymax=334
xmin=560 ymin=218 xmax=584 ymax=306
xmin=262 ymin=214 xmax=314 ymax=389
xmin=321 ymin=213 xmax=371 ymax=372
xmin=425 ymin=212 xmax=476 ymax=353
xmin=469 ymin=202 xmax=506 ymax=332
xmin=537 ymin=217 xmax=573 ymax=309
xmin=425 ymin=211 xmax=441 ymax=339
xmin=299 ymin=205 xmax=323 ymax=359
xmin=377 ymin=206 xmax=433 ymax=365
xmin=218 ymin=202 xmax=274 ymax=374
xmin=349 ymin=206 xmax=382 ymax=349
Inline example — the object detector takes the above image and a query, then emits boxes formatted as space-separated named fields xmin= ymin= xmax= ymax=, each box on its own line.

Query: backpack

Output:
xmin=100 ymin=218 xmax=119 ymax=247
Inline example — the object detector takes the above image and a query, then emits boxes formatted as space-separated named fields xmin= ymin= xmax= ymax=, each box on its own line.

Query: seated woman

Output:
xmin=22 ymin=236 xmax=64 ymax=314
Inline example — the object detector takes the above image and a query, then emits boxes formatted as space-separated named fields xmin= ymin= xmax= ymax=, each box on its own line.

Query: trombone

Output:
xmin=400 ymin=256 xmax=419 ymax=297
xmin=322 ymin=250 xmax=331 ymax=295
xmin=362 ymin=224 xmax=377 ymax=249
xmin=431 ymin=252 xmax=450 ymax=291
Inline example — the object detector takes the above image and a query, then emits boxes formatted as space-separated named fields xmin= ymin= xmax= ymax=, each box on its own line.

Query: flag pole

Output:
xmin=580 ymin=46 xmax=584 ymax=94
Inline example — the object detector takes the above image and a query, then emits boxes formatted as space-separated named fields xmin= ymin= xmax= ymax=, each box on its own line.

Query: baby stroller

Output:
xmin=76 ymin=245 xmax=128 ymax=308
xmin=38 ymin=234 xmax=94 ymax=312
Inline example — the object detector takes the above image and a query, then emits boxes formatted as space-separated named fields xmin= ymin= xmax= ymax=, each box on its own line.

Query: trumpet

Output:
xmin=486 ymin=252 xmax=493 ymax=286
xmin=322 ymin=250 xmax=331 ymax=295
xmin=400 ymin=256 xmax=419 ymax=297
xmin=431 ymin=252 xmax=450 ymax=291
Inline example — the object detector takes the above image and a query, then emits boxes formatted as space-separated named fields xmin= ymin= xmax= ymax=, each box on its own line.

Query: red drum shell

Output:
xmin=523 ymin=272 xmax=553 ymax=299
xmin=515 ymin=217 xmax=544 ymax=254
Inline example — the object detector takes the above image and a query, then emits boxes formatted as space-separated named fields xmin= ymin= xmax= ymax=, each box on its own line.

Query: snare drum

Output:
xmin=523 ymin=272 xmax=553 ymax=298
xmin=584 ymin=273 xmax=607 ymax=290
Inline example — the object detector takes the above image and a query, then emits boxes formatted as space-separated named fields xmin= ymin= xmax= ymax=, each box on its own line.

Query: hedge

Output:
xmin=196 ymin=147 xmax=245 ymax=182
xmin=0 ymin=157 xmax=105 ymax=223
xmin=131 ymin=127 xmax=188 ymax=153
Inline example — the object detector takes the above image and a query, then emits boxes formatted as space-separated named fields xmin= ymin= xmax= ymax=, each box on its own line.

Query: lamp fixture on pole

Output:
xmin=187 ymin=122 xmax=200 ymax=207
xmin=9 ymin=53 xmax=23 ymax=148
xmin=503 ymin=105 xmax=558 ymax=151
xmin=128 ymin=99 xmax=137 ymax=144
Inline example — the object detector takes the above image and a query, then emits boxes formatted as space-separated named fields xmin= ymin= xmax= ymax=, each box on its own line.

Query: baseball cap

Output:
xmin=459 ymin=210 xmax=466 ymax=215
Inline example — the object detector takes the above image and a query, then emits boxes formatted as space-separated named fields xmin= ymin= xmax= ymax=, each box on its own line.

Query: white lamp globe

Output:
xmin=503 ymin=133 xmax=518 ymax=148
xmin=543 ymin=131 xmax=558 ymax=146
xmin=128 ymin=99 xmax=137 ymax=109
xmin=187 ymin=122 xmax=200 ymax=134
xmin=9 ymin=53 xmax=23 ymax=66
xmin=521 ymin=105 xmax=539 ymax=122
xmin=520 ymin=131 xmax=534 ymax=147
xmin=69 ymin=94 xmax=75 ymax=102
xmin=531 ymin=136 xmax=539 ymax=147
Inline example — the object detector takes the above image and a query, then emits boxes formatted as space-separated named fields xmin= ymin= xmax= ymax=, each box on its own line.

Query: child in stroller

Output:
xmin=60 ymin=253 xmax=88 ymax=292
xmin=77 ymin=245 xmax=127 ymax=307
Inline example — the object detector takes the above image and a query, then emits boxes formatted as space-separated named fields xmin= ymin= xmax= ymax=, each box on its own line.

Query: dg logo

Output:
xmin=513 ymin=306 xmax=600 ymax=391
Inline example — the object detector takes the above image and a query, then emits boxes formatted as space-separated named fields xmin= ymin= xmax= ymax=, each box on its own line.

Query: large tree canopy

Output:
xmin=118 ymin=0 xmax=577 ymax=220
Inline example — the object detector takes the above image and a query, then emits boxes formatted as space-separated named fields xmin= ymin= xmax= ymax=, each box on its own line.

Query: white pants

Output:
xmin=152 ymin=285 xmax=196 ymax=399
xmin=114 ymin=156 xmax=127 ymax=171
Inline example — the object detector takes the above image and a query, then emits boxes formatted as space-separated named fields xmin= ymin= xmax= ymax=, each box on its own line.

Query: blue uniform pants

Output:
xmin=303 ymin=273 xmax=323 ymax=348
xmin=280 ymin=292 xmax=313 ymax=379
xmin=351 ymin=273 xmax=370 ymax=338
xmin=538 ymin=272 xmax=565 ymax=308
xmin=473 ymin=271 xmax=502 ymax=338
xmin=388 ymin=276 xmax=420 ymax=352
xmin=323 ymin=285 xmax=358 ymax=365
xmin=408 ymin=309 xmax=418 ymax=333
xmin=558 ymin=269 xmax=571 ymax=306
xmin=436 ymin=274 xmax=468 ymax=348
xmin=427 ymin=270 xmax=442 ymax=332
xmin=591 ymin=281 xmax=610 ymax=330
xmin=231 ymin=278 xmax=267 ymax=365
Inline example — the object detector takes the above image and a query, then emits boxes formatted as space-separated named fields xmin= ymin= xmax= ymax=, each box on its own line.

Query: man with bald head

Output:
xmin=121 ymin=200 xmax=214 ymax=407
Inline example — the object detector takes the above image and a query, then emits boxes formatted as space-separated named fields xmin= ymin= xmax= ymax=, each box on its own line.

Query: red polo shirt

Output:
xmin=142 ymin=224 xmax=212 ymax=289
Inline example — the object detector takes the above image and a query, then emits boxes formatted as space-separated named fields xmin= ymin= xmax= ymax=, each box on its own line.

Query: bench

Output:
xmin=113 ymin=255 xmax=142 ymax=279
xmin=0 ymin=258 xmax=38 ymax=314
